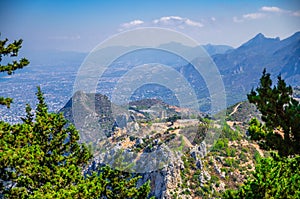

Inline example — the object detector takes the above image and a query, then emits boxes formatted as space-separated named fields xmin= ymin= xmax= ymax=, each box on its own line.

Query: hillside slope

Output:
xmin=60 ymin=93 xmax=266 ymax=198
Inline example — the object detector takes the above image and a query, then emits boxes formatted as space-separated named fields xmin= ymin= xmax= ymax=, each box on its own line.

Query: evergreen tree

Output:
xmin=223 ymin=69 xmax=300 ymax=198
xmin=0 ymin=34 xmax=29 ymax=108
xmin=247 ymin=69 xmax=300 ymax=156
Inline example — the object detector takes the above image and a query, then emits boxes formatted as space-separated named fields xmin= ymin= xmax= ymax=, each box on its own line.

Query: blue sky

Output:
xmin=1 ymin=0 xmax=300 ymax=52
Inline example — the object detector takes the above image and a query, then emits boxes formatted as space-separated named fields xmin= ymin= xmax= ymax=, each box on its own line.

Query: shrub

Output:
xmin=212 ymin=138 xmax=229 ymax=151
xmin=224 ymin=154 xmax=300 ymax=199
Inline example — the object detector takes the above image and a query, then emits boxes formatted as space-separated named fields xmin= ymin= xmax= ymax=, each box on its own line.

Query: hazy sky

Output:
xmin=1 ymin=0 xmax=300 ymax=52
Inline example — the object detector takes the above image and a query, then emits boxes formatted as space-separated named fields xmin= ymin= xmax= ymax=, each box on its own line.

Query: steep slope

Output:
xmin=211 ymin=32 xmax=300 ymax=105
xmin=60 ymin=90 xmax=268 ymax=198
xmin=81 ymin=102 xmax=265 ymax=198
xmin=59 ymin=91 xmax=115 ymax=143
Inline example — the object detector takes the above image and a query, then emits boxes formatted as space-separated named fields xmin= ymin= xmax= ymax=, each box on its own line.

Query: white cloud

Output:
xmin=233 ymin=6 xmax=300 ymax=24
xmin=153 ymin=16 xmax=203 ymax=28
xmin=260 ymin=6 xmax=283 ymax=13
xmin=120 ymin=20 xmax=144 ymax=30
xmin=185 ymin=19 xmax=203 ymax=27
xmin=153 ymin=16 xmax=182 ymax=24
xmin=211 ymin=17 xmax=216 ymax=21
xmin=243 ymin=13 xmax=266 ymax=20
xmin=260 ymin=6 xmax=300 ymax=17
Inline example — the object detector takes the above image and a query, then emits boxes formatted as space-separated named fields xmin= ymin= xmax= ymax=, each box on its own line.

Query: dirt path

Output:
xmin=229 ymin=103 xmax=242 ymax=116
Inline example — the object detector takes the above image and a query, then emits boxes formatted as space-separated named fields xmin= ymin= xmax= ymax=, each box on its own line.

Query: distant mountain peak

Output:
xmin=240 ymin=33 xmax=280 ymax=49
xmin=255 ymin=33 xmax=266 ymax=39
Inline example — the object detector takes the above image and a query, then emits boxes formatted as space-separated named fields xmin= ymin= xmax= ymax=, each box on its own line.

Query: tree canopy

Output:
xmin=247 ymin=69 xmax=300 ymax=157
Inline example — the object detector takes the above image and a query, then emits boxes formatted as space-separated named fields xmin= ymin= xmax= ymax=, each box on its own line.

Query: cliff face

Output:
xmin=137 ymin=160 xmax=184 ymax=199
xmin=86 ymin=142 xmax=208 ymax=199
xmin=137 ymin=143 xmax=206 ymax=199
xmin=81 ymin=116 xmax=205 ymax=198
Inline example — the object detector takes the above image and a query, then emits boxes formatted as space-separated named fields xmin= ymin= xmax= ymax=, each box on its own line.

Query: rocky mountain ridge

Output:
xmin=60 ymin=92 xmax=265 ymax=198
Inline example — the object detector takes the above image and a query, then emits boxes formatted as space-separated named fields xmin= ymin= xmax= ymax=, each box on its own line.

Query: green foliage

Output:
xmin=220 ymin=123 xmax=241 ymax=141
xmin=247 ymin=69 xmax=300 ymax=156
xmin=177 ymin=135 xmax=185 ymax=152
xmin=224 ymin=158 xmax=234 ymax=167
xmin=0 ymin=88 xmax=151 ymax=198
xmin=212 ymin=138 xmax=229 ymax=151
xmin=239 ymin=151 xmax=248 ymax=162
xmin=225 ymin=148 xmax=237 ymax=157
xmin=0 ymin=88 xmax=88 ymax=197
xmin=0 ymin=34 xmax=29 ymax=108
xmin=248 ymin=118 xmax=266 ymax=141
xmin=223 ymin=154 xmax=300 ymax=199
xmin=181 ymin=155 xmax=191 ymax=172
xmin=253 ymin=150 xmax=261 ymax=163
xmin=210 ymin=175 xmax=219 ymax=183
xmin=95 ymin=166 xmax=152 ymax=199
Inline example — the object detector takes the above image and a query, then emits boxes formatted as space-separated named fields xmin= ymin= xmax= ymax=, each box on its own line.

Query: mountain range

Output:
xmin=86 ymin=31 xmax=300 ymax=111
xmin=4 ymin=31 xmax=298 ymax=115
xmin=212 ymin=31 xmax=300 ymax=105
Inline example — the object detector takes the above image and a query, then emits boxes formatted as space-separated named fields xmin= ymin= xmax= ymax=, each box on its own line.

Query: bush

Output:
xmin=212 ymin=138 xmax=229 ymax=151
xmin=242 ymin=147 xmax=250 ymax=153
xmin=221 ymin=124 xmax=241 ymax=141
xmin=226 ymin=148 xmax=237 ymax=157
xmin=224 ymin=154 xmax=300 ymax=199
xmin=224 ymin=158 xmax=234 ymax=167
xmin=239 ymin=151 xmax=248 ymax=162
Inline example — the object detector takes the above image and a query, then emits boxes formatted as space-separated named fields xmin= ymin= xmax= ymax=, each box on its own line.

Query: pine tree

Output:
xmin=0 ymin=34 xmax=29 ymax=108
xmin=223 ymin=69 xmax=300 ymax=198
xmin=247 ymin=69 xmax=300 ymax=156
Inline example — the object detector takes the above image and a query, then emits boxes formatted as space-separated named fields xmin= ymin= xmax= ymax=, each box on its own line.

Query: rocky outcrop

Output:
xmin=137 ymin=160 xmax=183 ymax=199
xmin=190 ymin=142 xmax=207 ymax=160
xmin=136 ymin=142 xmax=207 ymax=198
xmin=86 ymin=141 xmax=208 ymax=198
